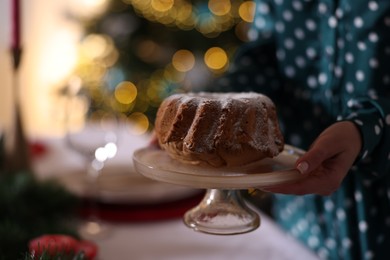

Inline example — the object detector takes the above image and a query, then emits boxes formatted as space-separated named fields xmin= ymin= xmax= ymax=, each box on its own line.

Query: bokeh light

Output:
xmin=68 ymin=0 xmax=109 ymax=19
xmin=59 ymin=0 xmax=257 ymax=136
xmin=114 ymin=81 xmax=138 ymax=104
xmin=80 ymin=34 xmax=114 ymax=61
xmin=94 ymin=142 xmax=117 ymax=162
xmin=238 ymin=1 xmax=256 ymax=23
xmin=235 ymin=21 xmax=252 ymax=42
xmin=124 ymin=0 xmax=242 ymax=35
xmin=172 ymin=49 xmax=196 ymax=72
xmin=38 ymin=30 xmax=78 ymax=84
xmin=208 ymin=0 xmax=231 ymax=16
xmin=151 ymin=0 xmax=174 ymax=12
xmin=204 ymin=47 xmax=228 ymax=71
xmin=136 ymin=40 xmax=162 ymax=63
xmin=175 ymin=3 xmax=194 ymax=29
xmin=128 ymin=112 xmax=150 ymax=135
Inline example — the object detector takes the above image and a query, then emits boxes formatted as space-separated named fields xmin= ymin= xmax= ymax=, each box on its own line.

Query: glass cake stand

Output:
xmin=133 ymin=145 xmax=305 ymax=235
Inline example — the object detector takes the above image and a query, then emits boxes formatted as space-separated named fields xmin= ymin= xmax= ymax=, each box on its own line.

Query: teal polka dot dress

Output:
xmin=209 ymin=1 xmax=390 ymax=259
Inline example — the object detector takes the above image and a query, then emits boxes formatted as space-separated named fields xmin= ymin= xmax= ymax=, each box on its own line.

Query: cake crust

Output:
xmin=155 ymin=92 xmax=284 ymax=167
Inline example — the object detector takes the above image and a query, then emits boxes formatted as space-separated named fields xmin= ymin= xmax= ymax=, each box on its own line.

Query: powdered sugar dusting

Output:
xmin=158 ymin=92 xmax=284 ymax=167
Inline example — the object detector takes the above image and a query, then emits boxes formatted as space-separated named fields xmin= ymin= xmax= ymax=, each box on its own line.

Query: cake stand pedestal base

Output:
xmin=183 ymin=189 xmax=260 ymax=235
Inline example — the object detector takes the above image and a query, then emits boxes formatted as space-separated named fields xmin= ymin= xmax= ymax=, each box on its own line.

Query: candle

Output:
xmin=11 ymin=0 xmax=21 ymax=50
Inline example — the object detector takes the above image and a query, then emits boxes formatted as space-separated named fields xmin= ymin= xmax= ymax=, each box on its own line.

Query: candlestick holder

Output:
xmin=2 ymin=47 xmax=31 ymax=173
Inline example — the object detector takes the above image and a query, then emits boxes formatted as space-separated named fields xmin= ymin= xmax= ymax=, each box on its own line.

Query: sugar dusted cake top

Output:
xmin=155 ymin=92 xmax=284 ymax=167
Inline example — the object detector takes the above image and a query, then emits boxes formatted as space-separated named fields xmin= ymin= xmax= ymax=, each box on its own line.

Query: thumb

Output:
xmin=295 ymin=141 xmax=331 ymax=175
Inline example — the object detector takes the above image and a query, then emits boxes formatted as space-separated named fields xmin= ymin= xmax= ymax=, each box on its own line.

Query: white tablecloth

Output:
xmin=32 ymin=129 xmax=319 ymax=260
xmin=94 ymin=213 xmax=319 ymax=260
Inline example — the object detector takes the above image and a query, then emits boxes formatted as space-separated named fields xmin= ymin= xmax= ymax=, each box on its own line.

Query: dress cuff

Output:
xmin=340 ymin=112 xmax=383 ymax=163
xmin=339 ymin=97 xmax=389 ymax=176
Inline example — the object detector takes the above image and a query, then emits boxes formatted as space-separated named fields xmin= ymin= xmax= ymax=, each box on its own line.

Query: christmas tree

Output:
xmin=66 ymin=0 xmax=255 ymax=133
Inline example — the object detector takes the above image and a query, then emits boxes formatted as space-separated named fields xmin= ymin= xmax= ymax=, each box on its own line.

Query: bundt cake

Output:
xmin=154 ymin=92 xmax=284 ymax=167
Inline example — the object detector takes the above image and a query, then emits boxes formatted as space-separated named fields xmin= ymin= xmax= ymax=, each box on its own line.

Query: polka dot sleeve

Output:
xmin=341 ymin=97 xmax=390 ymax=177
xmin=208 ymin=0 xmax=282 ymax=100
xmin=209 ymin=43 xmax=282 ymax=98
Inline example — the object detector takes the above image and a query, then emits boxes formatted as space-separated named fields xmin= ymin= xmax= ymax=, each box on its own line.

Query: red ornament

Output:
xmin=29 ymin=234 xmax=79 ymax=258
xmin=75 ymin=240 xmax=99 ymax=260
xmin=28 ymin=234 xmax=98 ymax=260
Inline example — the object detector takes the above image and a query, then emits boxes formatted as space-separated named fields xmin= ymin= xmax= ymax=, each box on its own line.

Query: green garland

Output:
xmin=0 ymin=171 xmax=80 ymax=260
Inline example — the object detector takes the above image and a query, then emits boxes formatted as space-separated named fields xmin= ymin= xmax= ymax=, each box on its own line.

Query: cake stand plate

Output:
xmin=133 ymin=144 xmax=305 ymax=190
xmin=133 ymin=144 xmax=306 ymax=235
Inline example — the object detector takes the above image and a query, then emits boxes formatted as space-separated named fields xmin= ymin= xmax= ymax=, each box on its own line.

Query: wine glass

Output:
xmin=66 ymin=122 xmax=118 ymax=239
xmin=64 ymin=77 xmax=120 ymax=239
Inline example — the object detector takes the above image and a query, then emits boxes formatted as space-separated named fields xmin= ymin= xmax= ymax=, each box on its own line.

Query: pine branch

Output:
xmin=0 ymin=171 xmax=80 ymax=259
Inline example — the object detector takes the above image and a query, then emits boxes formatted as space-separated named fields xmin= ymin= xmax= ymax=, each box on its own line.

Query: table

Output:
xmin=32 ymin=131 xmax=319 ymax=260
xmin=93 ymin=213 xmax=319 ymax=260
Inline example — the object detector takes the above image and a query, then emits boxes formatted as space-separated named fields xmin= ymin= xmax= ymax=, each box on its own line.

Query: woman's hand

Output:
xmin=262 ymin=121 xmax=362 ymax=196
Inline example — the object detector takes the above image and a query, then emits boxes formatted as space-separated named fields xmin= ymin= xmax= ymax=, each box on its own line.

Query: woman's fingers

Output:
xmin=262 ymin=122 xmax=363 ymax=196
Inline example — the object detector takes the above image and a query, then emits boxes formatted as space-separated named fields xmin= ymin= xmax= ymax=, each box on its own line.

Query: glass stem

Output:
xmin=84 ymin=159 xmax=102 ymax=220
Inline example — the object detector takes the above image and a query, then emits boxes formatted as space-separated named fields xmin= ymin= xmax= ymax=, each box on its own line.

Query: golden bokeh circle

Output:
xmin=114 ymin=81 xmax=138 ymax=104
xmin=204 ymin=47 xmax=228 ymax=70
xmin=172 ymin=49 xmax=196 ymax=72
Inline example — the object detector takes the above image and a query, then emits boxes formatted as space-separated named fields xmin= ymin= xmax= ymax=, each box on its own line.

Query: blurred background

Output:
xmin=0 ymin=3 xmax=323 ymax=259
xmin=0 ymin=0 xmax=256 ymax=138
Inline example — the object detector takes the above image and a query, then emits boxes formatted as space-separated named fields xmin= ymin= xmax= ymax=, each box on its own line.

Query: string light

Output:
xmin=123 ymin=0 xmax=255 ymax=35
